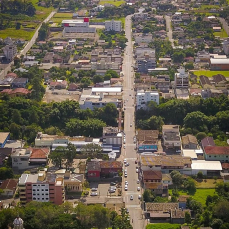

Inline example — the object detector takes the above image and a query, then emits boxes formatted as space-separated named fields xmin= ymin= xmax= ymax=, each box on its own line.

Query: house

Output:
xmin=182 ymin=135 xmax=198 ymax=149
xmin=156 ymin=75 xmax=170 ymax=93
xmin=199 ymin=75 xmax=212 ymax=88
xmin=11 ymin=148 xmax=32 ymax=170
xmin=87 ymin=161 xmax=101 ymax=181
xmin=204 ymin=146 xmax=229 ymax=162
xmin=43 ymin=52 xmax=54 ymax=63
xmin=143 ymin=170 xmax=162 ymax=183
xmin=212 ymin=74 xmax=227 ymax=87
xmin=68 ymin=83 xmax=79 ymax=91
xmin=24 ymin=61 xmax=39 ymax=67
xmin=0 ymin=148 xmax=13 ymax=166
xmin=178 ymin=195 xmax=189 ymax=209
xmin=137 ymin=130 xmax=159 ymax=152
xmin=0 ymin=132 xmax=10 ymax=148
xmin=162 ymin=174 xmax=173 ymax=186
xmin=0 ymin=179 xmax=18 ymax=196
xmin=175 ymin=88 xmax=189 ymax=100
xmin=201 ymin=137 xmax=215 ymax=148
xmin=53 ymin=54 xmax=63 ymax=63
xmin=171 ymin=209 xmax=191 ymax=224
xmin=49 ymin=80 xmax=67 ymax=89
xmin=29 ymin=148 xmax=50 ymax=166
xmin=1 ymin=88 xmax=31 ymax=97
xmin=3 ymin=44 xmax=17 ymax=61
xmin=162 ymin=125 xmax=181 ymax=150
xmin=100 ymin=161 xmax=122 ymax=178
xmin=11 ymin=78 xmax=28 ymax=88
xmin=145 ymin=182 xmax=168 ymax=196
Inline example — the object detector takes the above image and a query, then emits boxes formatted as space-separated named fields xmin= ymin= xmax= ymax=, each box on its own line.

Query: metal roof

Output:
xmin=191 ymin=160 xmax=222 ymax=171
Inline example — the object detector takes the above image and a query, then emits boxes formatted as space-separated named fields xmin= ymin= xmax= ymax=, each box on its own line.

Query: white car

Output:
xmin=137 ymin=179 xmax=140 ymax=184
xmin=125 ymin=173 xmax=127 ymax=178
xmin=136 ymin=168 xmax=139 ymax=173
xmin=124 ymin=159 xmax=127 ymax=164
xmin=125 ymin=187 xmax=128 ymax=191
xmin=124 ymin=145 xmax=126 ymax=149
xmin=137 ymin=187 xmax=140 ymax=191
xmin=138 ymin=195 xmax=141 ymax=199
xmin=125 ymin=184 xmax=128 ymax=188
xmin=125 ymin=181 xmax=128 ymax=185
xmin=130 ymin=195 xmax=133 ymax=200
xmin=90 ymin=192 xmax=98 ymax=196
xmin=91 ymin=188 xmax=97 ymax=192
xmin=125 ymin=162 xmax=129 ymax=167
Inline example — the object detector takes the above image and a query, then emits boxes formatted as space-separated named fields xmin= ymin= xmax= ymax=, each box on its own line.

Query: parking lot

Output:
xmin=89 ymin=182 xmax=122 ymax=197
xmin=43 ymin=87 xmax=81 ymax=103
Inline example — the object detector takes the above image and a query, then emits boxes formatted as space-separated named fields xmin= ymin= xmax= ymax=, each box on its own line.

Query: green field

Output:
xmin=193 ymin=70 xmax=229 ymax=77
xmin=195 ymin=179 xmax=222 ymax=188
xmin=99 ymin=0 xmax=125 ymax=7
xmin=169 ymin=189 xmax=215 ymax=206
xmin=0 ymin=28 xmax=34 ymax=40
xmin=52 ymin=12 xmax=73 ymax=23
xmin=146 ymin=223 xmax=181 ymax=229
xmin=214 ymin=29 xmax=228 ymax=38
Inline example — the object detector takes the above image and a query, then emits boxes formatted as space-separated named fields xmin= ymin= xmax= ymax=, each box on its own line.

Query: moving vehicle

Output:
xmin=138 ymin=195 xmax=141 ymax=199
xmin=137 ymin=179 xmax=140 ymax=184
xmin=137 ymin=187 xmax=140 ymax=191
xmin=130 ymin=195 xmax=133 ymax=200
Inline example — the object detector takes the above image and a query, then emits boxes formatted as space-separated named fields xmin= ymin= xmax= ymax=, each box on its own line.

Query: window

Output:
xmin=45 ymin=189 xmax=48 ymax=191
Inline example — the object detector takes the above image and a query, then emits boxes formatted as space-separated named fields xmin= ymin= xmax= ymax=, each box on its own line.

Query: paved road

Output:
xmin=122 ymin=15 xmax=145 ymax=229
xmin=218 ymin=17 xmax=229 ymax=36
xmin=165 ymin=15 xmax=174 ymax=48
xmin=0 ymin=11 xmax=56 ymax=80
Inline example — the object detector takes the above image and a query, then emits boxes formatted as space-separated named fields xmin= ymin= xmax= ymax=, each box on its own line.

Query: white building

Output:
xmin=11 ymin=148 xmax=32 ymax=170
xmin=174 ymin=66 xmax=189 ymax=89
xmin=136 ymin=90 xmax=159 ymax=109
xmin=191 ymin=160 xmax=222 ymax=175
xmin=3 ymin=44 xmax=17 ymax=61
xmin=105 ymin=20 xmax=122 ymax=32
xmin=223 ymin=38 xmax=229 ymax=55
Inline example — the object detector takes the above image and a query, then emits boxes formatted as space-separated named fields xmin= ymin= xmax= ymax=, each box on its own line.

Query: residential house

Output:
xmin=162 ymin=125 xmax=181 ymax=151
xmin=1 ymin=88 xmax=31 ymax=97
xmin=145 ymin=182 xmax=168 ymax=196
xmin=29 ymin=148 xmax=50 ymax=166
xmin=178 ymin=195 xmax=189 ymax=209
xmin=87 ymin=161 xmax=101 ymax=181
xmin=100 ymin=161 xmax=122 ymax=178
xmin=143 ymin=170 xmax=162 ymax=183
xmin=18 ymin=171 xmax=65 ymax=205
xmin=137 ymin=130 xmax=159 ymax=152
xmin=49 ymin=80 xmax=67 ymax=89
xmin=212 ymin=74 xmax=227 ymax=87
xmin=11 ymin=78 xmax=28 ymax=88
xmin=201 ymin=137 xmax=215 ymax=148
xmin=0 ymin=179 xmax=18 ymax=196
xmin=199 ymin=75 xmax=212 ymax=88
xmin=171 ymin=209 xmax=192 ymax=224
xmin=204 ymin=146 xmax=229 ymax=162
xmin=11 ymin=148 xmax=32 ymax=170
xmin=0 ymin=148 xmax=13 ymax=166
xmin=162 ymin=174 xmax=173 ymax=186
xmin=24 ymin=61 xmax=39 ymax=67
xmin=0 ymin=132 xmax=10 ymax=148
xmin=43 ymin=52 xmax=54 ymax=63
xmin=182 ymin=135 xmax=198 ymax=149
xmin=53 ymin=54 xmax=63 ymax=63
xmin=68 ymin=83 xmax=79 ymax=91
xmin=175 ymin=88 xmax=189 ymax=100
xmin=134 ymin=33 xmax=153 ymax=44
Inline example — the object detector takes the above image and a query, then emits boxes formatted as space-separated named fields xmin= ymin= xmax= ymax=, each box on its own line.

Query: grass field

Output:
xmin=52 ymin=13 xmax=73 ymax=23
xmin=169 ymin=189 xmax=215 ymax=206
xmin=195 ymin=179 xmax=222 ymax=188
xmin=193 ymin=70 xmax=229 ymax=77
xmin=214 ymin=29 xmax=228 ymax=38
xmin=99 ymin=0 xmax=125 ymax=7
xmin=0 ymin=28 xmax=34 ymax=40
xmin=146 ymin=223 xmax=181 ymax=229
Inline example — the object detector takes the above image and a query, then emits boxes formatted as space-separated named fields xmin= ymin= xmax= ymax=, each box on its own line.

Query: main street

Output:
xmin=122 ymin=15 xmax=145 ymax=229
xmin=0 ymin=11 xmax=56 ymax=80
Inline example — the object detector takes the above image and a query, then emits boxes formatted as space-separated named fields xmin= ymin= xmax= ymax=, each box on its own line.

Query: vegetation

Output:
xmin=146 ymin=223 xmax=181 ymax=229
xmin=38 ymin=22 xmax=49 ymax=41
xmin=193 ymin=70 xmax=229 ymax=77
xmin=99 ymin=0 xmax=125 ymax=7
xmin=0 ymin=202 xmax=132 ymax=229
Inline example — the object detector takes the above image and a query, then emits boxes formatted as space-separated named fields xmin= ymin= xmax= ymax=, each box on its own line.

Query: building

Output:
xmin=18 ymin=171 xmax=65 ymax=205
xmin=134 ymin=33 xmax=153 ymax=44
xmin=162 ymin=125 xmax=181 ymax=150
xmin=79 ymin=87 xmax=122 ymax=110
xmin=191 ymin=160 xmax=222 ymax=176
xmin=11 ymin=148 xmax=32 ymax=170
xmin=0 ymin=132 xmax=10 ymax=148
xmin=137 ymin=130 xmax=159 ymax=152
xmin=3 ymin=44 xmax=17 ymax=61
xmin=62 ymin=18 xmax=96 ymax=37
xmin=29 ymin=148 xmax=50 ymax=166
xmin=87 ymin=161 xmax=101 ymax=181
xmin=0 ymin=179 xmax=18 ymax=196
xmin=140 ymin=154 xmax=192 ymax=174
xmin=222 ymin=38 xmax=229 ymax=55
xmin=105 ymin=20 xmax=122 ymax=32
xmin=11 ymin=78 xmax=28 ymax=88
xmin=156 ymin=75 xmax=170 ymax=93
xmin=210 ymin=58 xmax=229 ymax=70
xmin=103 ymin=127 xmax=122 ymax=146
xmin=182 ymin=134 xmax=198 ymax=149
xmin=182 ymin=150 xmax=198 ymax=160
xmin=204 ymin=146 xmax=229 ymax=162
xmin=142 ymin=170 xmax=162 ymax=183
xmin=201 ymin=137 xmax=215 ymax=148
xmin=100 ymin=161 xmax=122 ymax=178
xmin=136 ymin=90 xmax=159 ymax=109
xmin=174 ymin=67 xmax=189 ymax=89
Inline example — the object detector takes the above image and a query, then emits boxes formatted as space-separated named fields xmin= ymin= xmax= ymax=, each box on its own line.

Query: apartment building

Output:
xmin=18 ymin=170 xmax=65 ymax=205
xmin=136 ymin=90 xmax=159 ymax=109
xmin=105 ymin=20 xmax=122 ymax=32
xmin=3 ymin=44 xmax=17 ymax=61
xmin=174 ymin=67 xmax=189 ymax=89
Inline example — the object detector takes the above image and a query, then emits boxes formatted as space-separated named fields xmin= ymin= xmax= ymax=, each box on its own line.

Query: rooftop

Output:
xmin=143 ymin=170 xmax=162 ymax=180
xmin=146 ymin=202 xmax=179 ymax=212
xmin=191 ymin=160 xmax=222 ymax=171
xmin=87 ymin=161 xmax=101 ymax=171
xmin=210 ymin=58 xmax=229 ymax=64
xmin=201 ymin=137 xmax=215 ymax=147
xmin=30 ymin=148 xmax=50 ymax=159
xmin=91 ymin=87 xmax=122 ymax=93
xmin=182 ymin=134 xmax=198 ymax=145
xmin=0 ymin=132 xmax=9 ymax=143
xmin=0 ymin=179 xmax=18 ymax=190
xmin=100 ymin=161 xmax=122 ymax=169
xmin=137 ymin=130 xmax=159 ymax=141
xmin=182 ymin=150 xmax=198 ymax=159
xmin=204 ymin=146 xmax=229 ymax=155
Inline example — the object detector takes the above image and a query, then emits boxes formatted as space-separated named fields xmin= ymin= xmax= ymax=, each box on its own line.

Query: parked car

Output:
xmin=125 ymin=187 xmax=128 ymax=191
xmin=109 ymin=189 xmax=115 ymax=193
xmin=137 ymin=187 xmax=140 ymax=191
xmin=136 ymin=168 xmax=139 ymax=173
xmin=90 ymin=192 xmax=98 ymax=196
xmin=130 ymin=195 xmax=133 ymax=200
xmin=138 ymin=195 xmax=141 ymax=199
xmin=125 ymin=181 xmax=128 ymax=185
xmin=137 ymin=179 xmax=140 ymax=184
xmin=110 ymin=182 xmax=116 ymax=186
xmin=91 ymin=188 xmax=97 ymax=192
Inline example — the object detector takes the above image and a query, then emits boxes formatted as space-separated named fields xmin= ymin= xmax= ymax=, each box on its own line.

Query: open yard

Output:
xmin=169 ymin=189 xmax=215 ymax=206
xmin=195 ymin=179 xmax=222 ymax=188
xmin=146 ymin=223 xmax=181 ymax=229
xmin=52 ymin=13 xmax=73 ymax=23
xmin=214 ymin=29 xmax=228 ymax=38
xmin=193 ymin=70 xmax=229 ymax=77
xmin=99 ymin=0 xmax=125 ymax=7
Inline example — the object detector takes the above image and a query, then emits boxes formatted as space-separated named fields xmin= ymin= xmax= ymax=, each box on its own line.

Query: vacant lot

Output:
xmin=214 ymin=29 xmax=228 ymax=38
xmin=52 ymin=12 xmax=73 ymax=23
xmin=193 ymin=70 xmax=229 ymax=77
xmin=43 ymin=88 xmax=80 ymax=103
xmin=195 ymin=179 xmax=222 ymax=188
xmin=99 ymin=0 xmax=125 ymax=7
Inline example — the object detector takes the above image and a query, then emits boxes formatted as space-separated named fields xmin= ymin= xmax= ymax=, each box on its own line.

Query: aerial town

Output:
xmin=0 ymin=0 xmax=229 ymax=229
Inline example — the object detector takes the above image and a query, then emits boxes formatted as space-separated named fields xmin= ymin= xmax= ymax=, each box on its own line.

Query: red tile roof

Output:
xmin=222 ymin=163 xmax=229 ymax=169
xmin=204 ymin=146 xmax=229 ymax=155
xmin=143 ymin=170 xmax=162 ymax=180
xmin=100 ymin=161 xmax=122 ymax=169
xmin=1 ymin=88 xmax=30 ymax=95
xmin=5 ymin=72 xmax=18 ymax=78
xmin=0 ymin=179 xmax=18 ymax=190
xmin=30 ymin=148 xmax=50 ymax=159
xmin=201 ymin=137 xmax=215 ymax=147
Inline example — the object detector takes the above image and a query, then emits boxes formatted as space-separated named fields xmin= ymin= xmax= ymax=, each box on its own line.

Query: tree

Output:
xmin=0 ymin=167 xmax=14 ymax=179
xmin=184 ymin=177 xmax=196 ymax=194
xmin=196 ymin=132 xmax=207 ymax=141
xmin=15 ymin=22 xmax=21 ymax=30
xmin=143 ymin=189 xmax=155 ymax=202
xmin=147 ymin=115 xmax=164 ymax=131
xmin=81 ymin=143 xmax=102 ymax=157
xmin=197 ymin=171 xmax=203 ymax=179
xmin=211 ymin=219 xmax=223 ymax=229
xmin=185 ymin=211 xmax=191 ymax=224
xmin=80 ymin=77 xmax=92 ymax=88
xmin=49 ymin=146 xmax=65 ymax=168
xmin=92 ymin=205 xmax=110 ymax=229
xmin=93 ymin=75 xmax=104 ymax=84
xmin=220 ymin=223 xmax=229 ymax=229
xmin=170 ymin=170 xmax=184 ymax=188
xmin=187 ymin=198 xmax=203 ymax=215
xmin=64 ymin=143 xmax=76 ymax=170
xmin=38 ymin=23 xmax=49 ymax=41
xmin=214 ymin=200 xmax=229 ymax=222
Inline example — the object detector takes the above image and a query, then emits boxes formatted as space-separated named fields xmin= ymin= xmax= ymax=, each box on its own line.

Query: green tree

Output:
xmin=170 ymin=170 xmax=184 ymax=188
xmin=143 ymin=189 xmax=155 ymax=202
xmin=214 ymin=200 xmax=229 ymax=222
xmin=211 ymin=219 xmax=223 ymax=229
xmin=196 ymin=132 xmax=207 ymax=141
xmin=0 ymin=167 xmax=14 ymax=179
xmin=64 ymin=143 xmax=77 ymax=170
xmin=147 ymin=115 xmax=164 ymax=131
xmin=81 ymin=143 xmax=102 ymax=157
xmin=38 ymin=23 xmax=49 ymax=41
xmin=49 ymin=146 xmax=65 ymax=168
xmin=197 ymin=171 xmax=203 ymax=179
xmin=184 ymin=211 xmax=191 ymax=224
xmin=184 ymin=177 xmax=196 ymax=194
xmin=80 ymin=77 xmax=92 ymax=88
xmin=93 ymin=75 xmax=104 ymax=84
